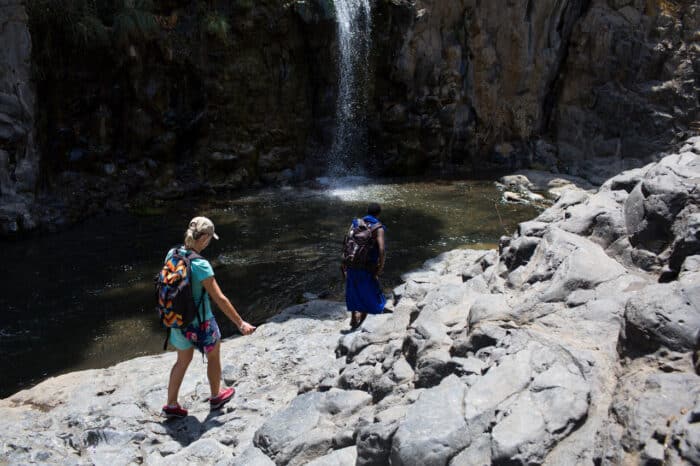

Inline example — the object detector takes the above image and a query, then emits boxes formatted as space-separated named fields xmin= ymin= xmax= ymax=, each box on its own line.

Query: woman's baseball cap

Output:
xmin=189 ymin=216 xmax=219 ymax=240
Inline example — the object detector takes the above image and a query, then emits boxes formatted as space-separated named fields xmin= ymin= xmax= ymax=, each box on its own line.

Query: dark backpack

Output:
xmin=342 ymin=219 xmax=382 ymax=269
xmin=155 ymin=247 xmax=206 ymax=349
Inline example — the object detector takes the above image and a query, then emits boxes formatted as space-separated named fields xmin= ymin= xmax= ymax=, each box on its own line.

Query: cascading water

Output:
xmin=327 ymin=0 xmax=372 ymax=177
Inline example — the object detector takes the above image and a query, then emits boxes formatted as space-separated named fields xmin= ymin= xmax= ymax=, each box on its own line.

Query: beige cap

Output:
xmin=189 ymin=216 xmax=219 ymax=240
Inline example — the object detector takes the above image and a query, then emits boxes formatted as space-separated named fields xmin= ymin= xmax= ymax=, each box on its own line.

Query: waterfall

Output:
xmin=328 ymin=0 xmax=372 ymax=176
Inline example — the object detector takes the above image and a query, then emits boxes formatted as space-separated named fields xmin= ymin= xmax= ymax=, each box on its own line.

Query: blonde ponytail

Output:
xmin=184 ymin=227 xmax=197 ymax=249
xmin=183 ymin=216 xmax=217 ymax=249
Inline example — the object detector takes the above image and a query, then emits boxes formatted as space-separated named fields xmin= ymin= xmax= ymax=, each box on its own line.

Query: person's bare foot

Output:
xmin=350 ymin=312 xmax=361 ymax=329
xmin=357 ymin=312 xmax=368 ymax=327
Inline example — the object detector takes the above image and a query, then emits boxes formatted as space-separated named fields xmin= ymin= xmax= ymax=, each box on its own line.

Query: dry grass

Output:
xmin=649 ymin=0 xmax=683 ymax=16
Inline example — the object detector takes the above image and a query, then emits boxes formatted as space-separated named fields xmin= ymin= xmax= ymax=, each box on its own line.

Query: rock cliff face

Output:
xmin=7 ymin=0 xmax=337 ymax=234
xmin=1 ymin=0 xmax=698 ymax=235
xmin=0 ymin=0 xmax=39 ymax=234
xmin=371 ymin=0 xmax=699 ymax=177
xmin=1 ymin=139 xmax=698 ymax=465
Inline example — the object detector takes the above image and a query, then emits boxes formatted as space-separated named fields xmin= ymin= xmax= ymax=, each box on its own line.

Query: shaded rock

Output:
xmin=624 ymin=156 xmax=700 ymax=256
xmin=612 ymin=372 xmax=700 ymax=458
xmin=355 ymin=419 xmax=400 ymax=466
xmin=337 ymin=363 xmax=378 ymax=393
xmin=253 ymin=389 xmax=371 ymax=465
xmin=414 ymin=349 xmax=453 ymax=389
xmin=604 ymin=167 xmax=648 ymax=193
xmin=450 ymin=356 xmax=486 ymax=377
xmin=665 ymin=210 xmax=700 ymax=279
xmin=451 ymin=324 xmax=507 ymax=358
xmin=671 ymin=396 xmax=700 ymax=465
xmin=517 ymin=221 xmax=549 ymax=238
xmin=640 ymin=439 xmax=666 ymax=466
xmin=624 ymin=282 xmax=700 ymax=353
xmin=370 ymin=353 xmax=415 ymax=401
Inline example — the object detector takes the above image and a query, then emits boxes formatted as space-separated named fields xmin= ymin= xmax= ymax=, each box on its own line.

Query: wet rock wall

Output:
xmin=0 ymin=0 xmax=39 ymax=234
xmin=370 ymin=0 xmax=699 ymax=179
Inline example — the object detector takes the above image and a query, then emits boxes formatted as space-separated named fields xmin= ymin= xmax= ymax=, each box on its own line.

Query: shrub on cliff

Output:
xmin=202 ymin=11 xmax=229 ymax=43
xmin=26 ymin=0 xmax=159 ymax=59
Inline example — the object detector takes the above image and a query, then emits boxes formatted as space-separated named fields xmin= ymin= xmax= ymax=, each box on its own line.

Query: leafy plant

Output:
xmin=203 ymin=11 xmax=230 ymax=43
xmin=26 ymin=0 xmax=159 ymax=52
xmin=113 ymin=4 xmax=159 ymax=49
xmin=74 ymin=13 xmax=111 ymax=48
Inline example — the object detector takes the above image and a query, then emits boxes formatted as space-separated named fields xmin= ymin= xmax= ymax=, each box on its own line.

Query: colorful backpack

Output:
xmin=342 ymin=219 xmax=382 ymax=269
xmin=155 ymin=247 xmax=206 ymax=348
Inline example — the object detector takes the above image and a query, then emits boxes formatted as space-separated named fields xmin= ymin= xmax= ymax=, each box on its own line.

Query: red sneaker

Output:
xmin=162 ymin=403 xmax=188 ymax=418
xmin=209 ymin=387 xmax=235 ymax=410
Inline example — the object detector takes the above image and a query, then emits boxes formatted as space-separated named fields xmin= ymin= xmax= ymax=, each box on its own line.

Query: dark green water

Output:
xmin=0 ymin=178 xmax=539 ymax=398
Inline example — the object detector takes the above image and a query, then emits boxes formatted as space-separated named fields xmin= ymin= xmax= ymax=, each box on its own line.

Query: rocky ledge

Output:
xmin=1 ymin=139 xmax=700 ymax=465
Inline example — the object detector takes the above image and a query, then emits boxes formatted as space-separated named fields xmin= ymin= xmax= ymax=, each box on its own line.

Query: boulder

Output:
xmin=254 ymin=389 xmax=371 ymax=465
xmin=391 ymin=375 xmax=469 ymax=466
xmin=624 ymin=282 xmax=700 ymax=353
xmin=612 ymin=372 xmax=700 ymax=457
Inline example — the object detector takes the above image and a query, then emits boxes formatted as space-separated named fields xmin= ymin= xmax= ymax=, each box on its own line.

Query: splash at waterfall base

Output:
xmin=2 ymin=140 xmax=699 ymax=465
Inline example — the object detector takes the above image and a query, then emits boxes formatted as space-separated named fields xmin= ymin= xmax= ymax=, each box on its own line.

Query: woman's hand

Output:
xmin=239 ymin=321 xmax=256 ymax=335
xmin=202 ymin=277 xmax=256 ymax=336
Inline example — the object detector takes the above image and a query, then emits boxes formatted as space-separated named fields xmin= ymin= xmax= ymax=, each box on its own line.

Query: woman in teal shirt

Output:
xmin=163 ymin=217 xmax=256 ymax=418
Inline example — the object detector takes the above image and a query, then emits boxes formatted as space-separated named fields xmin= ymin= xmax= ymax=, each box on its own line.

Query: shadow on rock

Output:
xmin=161 ymin=410 xmax=227 ymax=447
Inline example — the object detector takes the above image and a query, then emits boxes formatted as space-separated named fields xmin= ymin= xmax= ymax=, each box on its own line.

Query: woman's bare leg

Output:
xmin=206 ymin=341 xmax=222 ymax=397
xmin=358 ymin=312 xmax=368 ymax=326
xmin=167 ymin=347 xmax=194 ymax=406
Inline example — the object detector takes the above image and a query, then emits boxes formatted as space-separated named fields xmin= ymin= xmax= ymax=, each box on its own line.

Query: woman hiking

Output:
xmin=342 ymin=202 xmax=387 ymax=329
xmin=162 ymin=216 xmax=256 ymax=418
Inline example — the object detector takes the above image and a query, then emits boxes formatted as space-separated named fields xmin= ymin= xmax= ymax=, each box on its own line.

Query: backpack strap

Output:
xmin=195 ymin=290 xmax=207 ymax=324
xmin=171 ymin=245 xmax=208 ymax=312
xmin=184 ymin=247 xmax=208 ymax=324
xmin=368 ymin=222 xmax=383 ymax=239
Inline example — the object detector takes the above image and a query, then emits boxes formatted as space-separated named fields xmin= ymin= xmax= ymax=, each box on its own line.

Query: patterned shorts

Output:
xmin=182 ymin=317 xmax=221 ymax=354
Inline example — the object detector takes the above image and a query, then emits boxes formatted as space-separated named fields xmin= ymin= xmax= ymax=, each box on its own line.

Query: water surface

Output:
xmin=0 ymin=178 xmax=539 ymax=397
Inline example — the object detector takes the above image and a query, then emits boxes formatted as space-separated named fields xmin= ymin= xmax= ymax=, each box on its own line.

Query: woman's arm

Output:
xmin=375 ymin=228 xmax=385 ymax=277
xmin=201 ymin=277 xmax=256 ymax=335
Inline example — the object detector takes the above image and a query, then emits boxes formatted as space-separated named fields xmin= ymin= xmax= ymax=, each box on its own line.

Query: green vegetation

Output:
xmin=26 ymin=0 xmax=157 ymax=51
xmin=232 ymin=0 xmax=255 ymax=11
xmin=113 ymin=2 xmax=159 ymax=49
xmin=26 ymin=0 xmax=247 ymax=69
xmin=202 ymin=11 xmax=230 ymax=43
